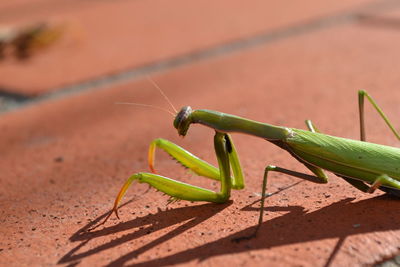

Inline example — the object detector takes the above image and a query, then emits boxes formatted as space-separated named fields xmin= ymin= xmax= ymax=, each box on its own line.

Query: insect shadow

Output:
xmin=58 ymin=200 xmax=232 ymax=266
xmin=59 ymin=194 xmax=400 ymax=267
xmin=59 ymin=181 xmax=300 ymax=265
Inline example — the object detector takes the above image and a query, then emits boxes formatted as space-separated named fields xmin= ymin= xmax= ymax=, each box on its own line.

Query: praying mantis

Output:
xmin=98 ymin=90 xmax=400 ymax=239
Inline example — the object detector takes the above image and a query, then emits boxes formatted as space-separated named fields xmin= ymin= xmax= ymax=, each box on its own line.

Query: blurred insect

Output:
xmin=0 ymin=22 xmax=64 ymax=59
xmin=97 ymin=88 xmax=400 ymax=240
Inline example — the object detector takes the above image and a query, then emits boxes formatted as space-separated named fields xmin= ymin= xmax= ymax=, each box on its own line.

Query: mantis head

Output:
xmin=174 ymin=106 xmax=193 ymax=136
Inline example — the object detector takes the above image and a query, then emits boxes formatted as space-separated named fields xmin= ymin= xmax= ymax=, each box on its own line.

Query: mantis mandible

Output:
xmin=99 ymin=90 xmax=400 ymax=239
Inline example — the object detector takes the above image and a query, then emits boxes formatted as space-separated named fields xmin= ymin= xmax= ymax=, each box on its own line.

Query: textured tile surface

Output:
xmin=1 ymin=1 xmax=400 ymax=266
xmin=0 ymin=0 xmax=371 ymax=95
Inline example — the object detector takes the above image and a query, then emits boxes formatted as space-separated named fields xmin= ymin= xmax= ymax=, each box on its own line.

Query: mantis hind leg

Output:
xmin=368 ymin=174 xmax=400 ymax=195
xmin=98 ymin=132 xmax=244 ymax=227
xmin=303 ymin=120 xmax=329 ymax=181
xmin=343 ymin=174 xmax=400 ymax=197
xmin=358 ymin=90 xmax=400 ymax=141
xmin=305 ymin=119 xmax=321 ymax=133
xmin=344 ymin=174 xmax=400 ymax=197
xmin=304 ymin=120 xmax=373 ymax=194
xmin=306 ymin=107 xmax=400 ymax=197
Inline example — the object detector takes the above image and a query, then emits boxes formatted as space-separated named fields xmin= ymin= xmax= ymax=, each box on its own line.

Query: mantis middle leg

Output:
xmin=233 ymin=120 xmax=330 ymax=241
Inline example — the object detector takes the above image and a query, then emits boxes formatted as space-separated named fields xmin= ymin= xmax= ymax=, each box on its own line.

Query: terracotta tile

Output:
xmin=0 ymin=0 xmax=42 ymax=10
xmin=0 ymin=0 xmax=372 ymax=95
xmin=2 ymin=13 xmax=400 ymax=267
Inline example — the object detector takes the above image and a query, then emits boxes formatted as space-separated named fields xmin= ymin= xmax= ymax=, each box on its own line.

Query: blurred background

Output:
xmin=2 ymin=0 xmax=400 ymax=112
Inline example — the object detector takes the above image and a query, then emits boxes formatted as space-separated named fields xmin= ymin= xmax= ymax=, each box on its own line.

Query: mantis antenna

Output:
xmin=146 ymin=76 xmax=178 ymax=114
xmin=115 ymin=76 xmax=178 ymax=117
xmin=115 ymin=102 xmax=175 ymax=117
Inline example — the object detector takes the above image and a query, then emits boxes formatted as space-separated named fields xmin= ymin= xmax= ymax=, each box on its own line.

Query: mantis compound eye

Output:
xmin=174 ymin=106 xmax=192 ymax=136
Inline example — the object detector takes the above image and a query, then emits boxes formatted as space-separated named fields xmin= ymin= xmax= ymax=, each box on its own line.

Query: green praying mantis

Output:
xmin=98 ymin=89 xmax=400 ymax=239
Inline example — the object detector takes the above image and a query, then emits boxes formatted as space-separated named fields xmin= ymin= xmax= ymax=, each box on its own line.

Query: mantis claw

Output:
xmin=148 ymin=141 xmax=157 ymax=173
xmin=114 ymin=207 xmax=120 ymax=219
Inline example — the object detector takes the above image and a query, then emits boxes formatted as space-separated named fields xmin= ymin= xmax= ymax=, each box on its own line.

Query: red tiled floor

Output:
xmin=2 ymin=2 xmax=400 ymax=267
xmin=0 ymin=0 xmax=42 ymax=10
xmin=0 ymin=0 xmax=372 ymax=95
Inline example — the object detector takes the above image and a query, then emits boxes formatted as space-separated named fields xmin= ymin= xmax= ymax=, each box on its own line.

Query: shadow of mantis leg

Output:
xmin=358 ymin=90 xmax=400 ymax=141
xmin=233 ymin=165 xmax=328 ymax=242
xmin=341 ymin=177 xmax=371 ymax=193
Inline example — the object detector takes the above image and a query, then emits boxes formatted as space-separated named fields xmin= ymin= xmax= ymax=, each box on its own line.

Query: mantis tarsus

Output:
xmin=98 ymin=90 xmax=400 ymax=240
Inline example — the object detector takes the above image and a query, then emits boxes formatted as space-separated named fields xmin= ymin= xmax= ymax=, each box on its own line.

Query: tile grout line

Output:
xmin=1 ymin=0 xmax=399 ymax=114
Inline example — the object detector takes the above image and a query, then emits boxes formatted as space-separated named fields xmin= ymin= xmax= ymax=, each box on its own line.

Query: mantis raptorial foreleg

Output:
xmin=100 ymin=132 xmax=245 ymax=224
xmin=148 ymin=136 xmax=244 ymax=189
xmin=358 ymin=90 xmax=400 ymax=141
